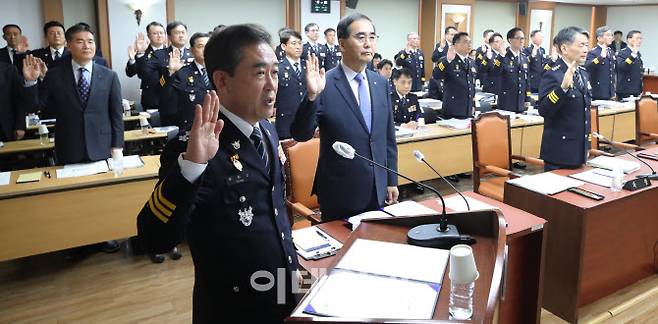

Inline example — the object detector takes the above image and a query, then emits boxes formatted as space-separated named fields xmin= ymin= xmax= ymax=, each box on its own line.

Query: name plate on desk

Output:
xmin=623 ymin=177 xmax=651 ymax=191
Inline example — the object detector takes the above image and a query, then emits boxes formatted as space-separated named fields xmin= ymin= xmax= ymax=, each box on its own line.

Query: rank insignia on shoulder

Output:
xmin=238 ymin=206 xmax=253 ymax=227
xmin=552 ymin=65 xmax=561 ymax=71
xmin=232 ymin=140 xmax=241 ymax=150
xmin=231 ymin=154 xmax=243 ymax=172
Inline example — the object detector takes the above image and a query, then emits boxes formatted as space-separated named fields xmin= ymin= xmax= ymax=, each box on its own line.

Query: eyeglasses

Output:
xmin=351 ymin=33 xmax=379 ymax=44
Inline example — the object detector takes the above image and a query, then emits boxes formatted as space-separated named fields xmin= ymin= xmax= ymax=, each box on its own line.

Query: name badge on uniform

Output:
xmin=231 ymin=154 xmax=243 ymax=172
xmin=320 ymin=52 xmax=325 ymax=57
xmin=409 ymin=105 xmax=417 ymax=112
xmin=238 ymin=206 xmax=253 ymax=227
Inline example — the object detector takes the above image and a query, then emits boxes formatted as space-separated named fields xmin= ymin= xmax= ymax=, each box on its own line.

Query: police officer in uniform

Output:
xmin=524 ymin=30 xmax=547 ymax=93
xmin=499 ymin=27 xmax=531 ymax=113
xmin=140 ymin=21 xmax=193 ymax=126
xmin=127 ymin=22 xmax=166 ymax=111
xmin=395 ymin=32 xmax=425 ymax=91
xmin=479 ymin=32 xmax=505 ymax=94
xmin=539 ymin=27 xmax=592 ymax=171
xmin=274 ymin=29 xmax=306 ymax=139
xmin=137 ymin=25 xmax=299 ymax=323
xmin=161 ymin=32 xmax=212 ymax=130
xmin=586 ymin=26 xmax=616 ymax=100
xmin=474 ymin=29 xmax=494 ymax=85
xmin=301 ymin=22 xmax=320 ymax=59
xmin=318 ymin=28 xmax=341 ymax=71
xmin=433 ymin=32 xmax=476 ymax=119
xmin=274 ymin=27 xmax=288 ymax=62
xmin=616 ymin=30 xmax=643 ymax=99
xmin=391 ymin=68 xmax=420 ymax=124
xmin=432 ymin=26 xmax=457 ymax=63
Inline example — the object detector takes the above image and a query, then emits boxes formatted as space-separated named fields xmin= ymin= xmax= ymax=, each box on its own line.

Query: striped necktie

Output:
xmin=201 ymin=67 xmax=210 ymax=88
xmin=251 ymin=126 xmax=269 ymax=171
xmin=77 ymin=67 xmax=90 ymax=106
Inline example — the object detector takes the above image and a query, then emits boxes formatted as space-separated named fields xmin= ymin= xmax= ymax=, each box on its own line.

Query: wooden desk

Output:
xmin=504 ymin=148 xmax=658 ymax=322
xmin=24 ymin=113 xmax=152 ymax=136
xmin=0 ymin=156 xmax=160 ymax=261
xmin=0 ymin=130 xmax=167 ymax=156
xmin=298 ymin=192 xmax=547 ymax=323
xmin=395 ymin=107 xmax=635 ymax=184
xmin=291 ymin=208 xmax=506 ymax=323
xmin=643 ymin=74 xmax=658 ymax=94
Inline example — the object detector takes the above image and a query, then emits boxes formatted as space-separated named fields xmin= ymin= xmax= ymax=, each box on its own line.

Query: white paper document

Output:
xmin=56 ymin=160 xmax=109 ymax=179
xmin=569 ymin=168 xmax=614 ymax=187
xmin=587 ymin=156 xmax=641 ymax=174
xmin=418 ymin=98 xmax=442 ymax=109
xmin=437 ymin=118 xmax=471 ymax=129
xmin=395 ymin=126 xmax=416 ymax=138
xmin=303 ymin=269 xmax=439 ymax=319
xmin=292 ymin=226 xmax=342 ymax=260
xmin=336 ymin=239 xmax=449 ymax=284
xmin=107 ymin=155 xmax=144 ymax=170
xmin=0 ymin=171 xmax=10 ymax=186
xmin=506 ymin=172 xmax=585 ymax=195
xmin=443 ymin=195 xmax=498 ymax=212
xmin=347 ymin=210 xmax=391 ymax=230
xmin=382 ymin=200 xmax=437 ymax=216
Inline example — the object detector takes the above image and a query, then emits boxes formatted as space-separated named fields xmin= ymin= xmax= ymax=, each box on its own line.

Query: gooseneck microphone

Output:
xmin=332 ymin=141 xmax=473 ymax=248
xmin=592 ymin=132 xmax=658 ymax=180
xmin=413 ymin=150 xmax=471 ymax=211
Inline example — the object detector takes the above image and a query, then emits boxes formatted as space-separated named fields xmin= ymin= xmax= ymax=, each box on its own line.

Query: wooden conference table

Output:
xmin=0 ymin=156 xmax=160 ymax=262
xmin=297 ymin=191 xmax=547 ymax=324
xmin=504 ymin=145 xmax=658 ymax=323
xmin=396 ymin=104 xmax=635 ymax=184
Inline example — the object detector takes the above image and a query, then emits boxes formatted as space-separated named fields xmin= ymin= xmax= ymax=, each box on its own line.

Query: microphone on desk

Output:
xmin=592 ymin=132 xmax=658 ymax=180
xmin=413 ymin=150 xmax=470 ymax=211
xmin=332 ymin=141 xmax=474 ymax=249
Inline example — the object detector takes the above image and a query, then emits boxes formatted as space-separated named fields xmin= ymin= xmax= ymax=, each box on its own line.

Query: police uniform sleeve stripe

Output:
xmin=156 ymin=181 xmax=176 ymax=211
xmin=548 ymin=90 xmax=559 ymax=104
xmin=148 ymin=194 xmax=170 ymax=223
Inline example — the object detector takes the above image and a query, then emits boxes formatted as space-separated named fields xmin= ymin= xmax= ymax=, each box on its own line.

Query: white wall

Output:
xmin=300 ymin=0 xmax=341 ymax=44
xmin=175 ymin=0 xmax=285 ymax=42
xmin=553 ymin=4 xmax=591 ymax=37
xmin=63 ymin=0 xmax=97 ymax=33
xmin=345 ymin=0 xmax=419 ymax=62
xmin=107 ymin=0 xmax=167 ymax=102
xmin=473 ymin=0 xmax=516 ymax=46
xmin=607 ymin=5 xmax=658 ymax=69
xmin=0 ymin=0 xmax=44 ymax=49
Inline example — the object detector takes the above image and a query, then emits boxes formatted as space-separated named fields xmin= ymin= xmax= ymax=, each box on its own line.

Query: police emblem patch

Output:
xmin=232 ymin=140 xmax=241 ymax=150
xmin=238 ymin=206 xmax=253 ymax=226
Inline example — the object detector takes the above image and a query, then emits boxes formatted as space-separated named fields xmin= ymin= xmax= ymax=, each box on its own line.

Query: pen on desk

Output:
xmin=315 ymin=229 xmax=329 ymax=240
xmin=43 ymin=171 xmax=51 ymax=178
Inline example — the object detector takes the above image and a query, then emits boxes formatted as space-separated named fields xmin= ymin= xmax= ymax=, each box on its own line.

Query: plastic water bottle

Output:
xmin=449 ymin=281 xmax=475 ymax=320
xmin=610 ymin=166 xmax=624 ymax=192
xmin=111 ymin=150 xmax=124 ymax=177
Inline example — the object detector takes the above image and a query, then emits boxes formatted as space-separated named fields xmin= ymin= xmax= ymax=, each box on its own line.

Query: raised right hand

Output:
xmin=22 ymin=55 xmax=43 ymax=82
xmin=561 ymin=61 xmax=577 ymax=90
xmin=135 ymin=32 xmax=149 ymax=53
xmin=446 ymin=46 xmax=456 ymax=62
xmin=184 ymin=91 xmax=224 ymax=164
xmin=168 ymin=48 xmax=183 ymax=75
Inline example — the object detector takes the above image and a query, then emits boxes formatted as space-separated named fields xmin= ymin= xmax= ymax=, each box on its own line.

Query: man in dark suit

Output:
xmin=616 ymin=30 xmax=643 ymax=99
xmin=395 ymin=32 xmax=425 ymax=91
xmin=126 ymin=21 xmax=166 ymax=111
xmin=23 ymin=23 xmax=124 ymax=165
xmin=30 ymin=21 xmax=67 ymax=69
xmin=138 ymin=21 xmax=192 ymax=125
xmin=137 ymin=24 xmax=299 ymax=323
xmin=586 ymin=26 xmax=616 ymax=100
xmin=1 ymin=24 xmax=26 ymax=69
xmin=274 ymin=29 xmax=306 ymax=139
xmin=391 ymin=68 xmax=420 ymax=125
xmin=432 ymin=26 xmax=457 ymax=63
xmin=319 ymin=27 xmax=341 ymax=71
xmin=433 ymin=32 xmax=476 ymax=119
xmin=524 ymin=30 xmax=547 ymax=93
xmin=0 ymin=62 xmax=26 ymax=141
xmin=162 ymin=32 xmax=212 ymax=130
xmin=302 ymin=22 xmax=321 ymax=59
xmin=539 ymin=27 xmax=592 ymax=171
xmin=499 ymin=27 xmax=531 ymax=113
xmin=610 ymin=30 xmax=627 ymax=55
xmin=292 ymin=13 xmax=399 ymax=222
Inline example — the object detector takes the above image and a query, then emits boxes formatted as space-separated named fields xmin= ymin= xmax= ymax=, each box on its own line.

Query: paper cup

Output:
xmin=449 ymin=244 xmax=479 ymax=284
xmin=38 ymin=124 xmax=49 ymax=135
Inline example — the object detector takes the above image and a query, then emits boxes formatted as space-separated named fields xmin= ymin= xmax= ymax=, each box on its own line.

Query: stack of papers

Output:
xmin=418 ymin=98 xmax=442 ymax=110
xmin=302 ymin=239 xmax=448 ymax=319
xmin=0 ymin=172 xmax=10 ymax=186
xmin=437 ymin=118 xmax=471 ymax=129
xmin=587 ymin=156 xmax=641 ymax=173
xmin=108 ymin=155 xmax=145 ymax=170
xmin=490 ymin=109 xmax=517 ymax=119
xmin=507 ymin=172 xmax=585 ymax=195
xmin=56 ymin=160 xmax=109 ymax=179
xmin=382 ymin=200 xmax=437 ymax=216
xmin=292 ymin=226 xmax=342 ymax=260
xmin=569 ymin=168 xmax=614 ymax=188
xmin=16 ymin=172 xmax=41 ymax=183
xmin=395 ymin=126 xmax=415 ymax=138
xmin=442 ymin=195 xmax=498 ymax=212
xmin=475 ymin=92 xmax=496 ymax=103
xmin=347 ymin=210 xmax=391 ymax=230
xmin=591 ymin=100 xmax=625 ymax=109
xmin=517 ymin=114 xmax=543 ymax=122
